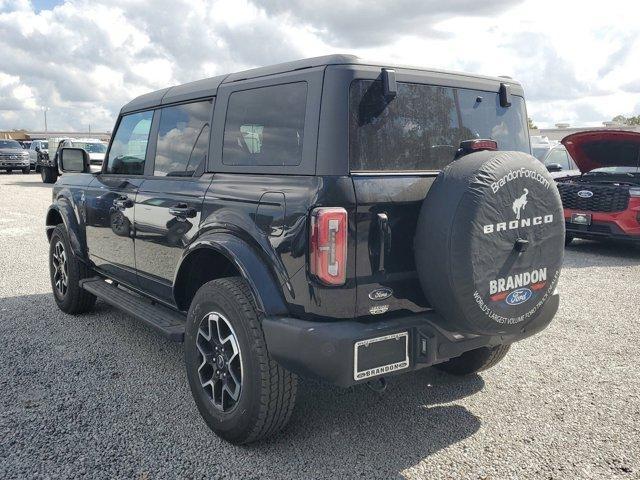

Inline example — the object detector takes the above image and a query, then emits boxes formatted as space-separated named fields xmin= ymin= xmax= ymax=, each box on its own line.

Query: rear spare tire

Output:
xmin=414 ymin=150 xmax=564 ymax=335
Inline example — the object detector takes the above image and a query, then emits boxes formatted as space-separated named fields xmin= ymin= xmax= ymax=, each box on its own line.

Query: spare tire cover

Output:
xmin=415 ymin=150 xmax=564 ymax=335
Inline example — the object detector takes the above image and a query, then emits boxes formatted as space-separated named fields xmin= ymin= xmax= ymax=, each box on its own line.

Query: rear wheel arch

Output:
xmin=174 ymin=237 xmax=288 ymax=317
xmin=174 ymin=247 xmax=241 ymax=311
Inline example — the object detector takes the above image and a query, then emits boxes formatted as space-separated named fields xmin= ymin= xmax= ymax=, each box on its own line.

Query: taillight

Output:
xmin=455 ymin=139 xmax=498 ymax=159
xmin=462 ymin=139 xmax=498 ymax=151
xmin=309 ymin=207 xmax=348 ymax=286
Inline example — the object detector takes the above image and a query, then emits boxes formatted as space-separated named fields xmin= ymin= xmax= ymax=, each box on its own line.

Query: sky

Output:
xmin=0 ymin=0 xmax=639 ymax=132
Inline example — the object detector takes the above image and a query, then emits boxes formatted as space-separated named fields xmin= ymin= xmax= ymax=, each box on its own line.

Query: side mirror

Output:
xmin=546 ymin=163 xmax=563 ymax=173
xmin=59 ymin=147 xmax=90 ymax=173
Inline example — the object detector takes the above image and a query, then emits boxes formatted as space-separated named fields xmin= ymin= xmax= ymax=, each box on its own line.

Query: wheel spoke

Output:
xmin=51 ymin=240 xmax=69 ymax=297
xmin=195 ymin=310 xmax=243 ymax=412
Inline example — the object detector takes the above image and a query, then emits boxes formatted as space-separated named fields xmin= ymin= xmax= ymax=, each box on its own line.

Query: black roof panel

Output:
xmin=223 ymin=54 xmax=359 ymax=83
xmin=161 ymin=74 xmax=227 ymax=105
xmin=120 ymin=87 xmax=170 ymax=114
xmin=120 ymin=54 xmax=523 ymax=114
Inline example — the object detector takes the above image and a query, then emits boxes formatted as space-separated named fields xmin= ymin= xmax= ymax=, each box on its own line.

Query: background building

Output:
xmin=0 ymin=130 xmax=111 ymax=142
xmin=530 ymin=122 xmax=640 ymax=142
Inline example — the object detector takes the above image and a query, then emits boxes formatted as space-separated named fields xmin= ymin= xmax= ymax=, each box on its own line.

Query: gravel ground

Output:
xmin=1 ymin=173 xmax=639 ymax=480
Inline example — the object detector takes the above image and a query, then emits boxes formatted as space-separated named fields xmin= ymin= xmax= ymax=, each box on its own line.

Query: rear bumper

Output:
xmin=263 ymin=293 xmax=559 ymax=387
xmin=564 ymin=204 xmax=640 ymax=243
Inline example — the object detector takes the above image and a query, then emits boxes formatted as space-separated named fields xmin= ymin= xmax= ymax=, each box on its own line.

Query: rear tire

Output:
xmin=41 ymin=166 xmax=57 ymax=183
xmin=22 ymin=167 xmax=30 ymax=174
xmin=435 ymin=344 xmax=511 ymax=376
xmin=565 ymin=235 xmax=574 ymax=246
xmin=6 ymin=169 xmax=12 ymax=174
xmin=49 ymin=225 xmax=96 ymax=314
xmin=184 ymin=277 xmax=297 ymax=444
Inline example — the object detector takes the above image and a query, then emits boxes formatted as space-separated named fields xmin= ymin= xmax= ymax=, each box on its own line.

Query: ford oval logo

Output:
xmin=505 ymin=288 xmax=532 ymax=306
xmin=577 ymin=190 xmax=594 ymax=198
xmin=369 ymin=288 xmax=393 ymax=301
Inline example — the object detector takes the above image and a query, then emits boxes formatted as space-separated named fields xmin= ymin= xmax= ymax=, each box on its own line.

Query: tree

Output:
xmin=612 ymin=115 xmax=640 ymax=126
xmin=527 ymin=117 xmax=538 ymax=130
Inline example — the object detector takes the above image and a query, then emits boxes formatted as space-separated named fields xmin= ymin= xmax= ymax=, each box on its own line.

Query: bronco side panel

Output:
xmin=202 ymin=66 xmax=358 ymax=321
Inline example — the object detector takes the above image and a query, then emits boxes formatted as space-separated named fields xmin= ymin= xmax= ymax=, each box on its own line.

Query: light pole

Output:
xmin=41 ymin=106 xmax=50 ymax=132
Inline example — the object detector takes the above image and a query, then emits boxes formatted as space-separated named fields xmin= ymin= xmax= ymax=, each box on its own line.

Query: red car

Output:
xmin=556 ymin=130 xmax=640 ymax=244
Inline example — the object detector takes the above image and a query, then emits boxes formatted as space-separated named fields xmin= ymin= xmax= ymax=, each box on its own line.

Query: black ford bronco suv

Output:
xmin=46 ymin=55 xmax=565 ymax=444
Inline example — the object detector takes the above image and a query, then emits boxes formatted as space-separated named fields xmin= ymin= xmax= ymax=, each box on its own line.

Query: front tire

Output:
xmin=41 ymin=166 xmax=57 ymax=183
xmin=184 ymin=277 xmax=297 ymax=444
xmin=565 ymin=234 xmax=574 ymax=246
xmin=49 ymin=225 xmax=96 ymax=314
xmin=22 ymin=167 xmax=30 ymax=174
xmin=435 ymin=344 xmax=511 ymax=376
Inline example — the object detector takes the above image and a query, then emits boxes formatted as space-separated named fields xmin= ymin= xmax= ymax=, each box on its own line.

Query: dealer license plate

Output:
xmin=353 ymin=332 xmax=409 ymax=381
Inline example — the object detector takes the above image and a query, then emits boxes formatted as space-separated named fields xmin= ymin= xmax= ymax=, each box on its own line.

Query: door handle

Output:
xmin=377 ymin=212 xmax=392 ymax=272
xmin=113 ymin=196 xmax=133 ymax=209
xmin=169 ymin=204 xmax=197 ymax=218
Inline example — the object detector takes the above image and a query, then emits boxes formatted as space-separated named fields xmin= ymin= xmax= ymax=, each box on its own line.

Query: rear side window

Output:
xmin=349 ymin=80 xmax=529 ymax=172
xmin=106 ymin=110 xmax=153 ymax=175
xmin=223 ymin=82 xmax=307 ymax=167
xmin=153 ymin=99 xmax=213 ymax=177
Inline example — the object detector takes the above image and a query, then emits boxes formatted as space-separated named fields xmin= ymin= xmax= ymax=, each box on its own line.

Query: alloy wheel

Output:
xmin=196 ymin=312 xmax=243 ymax=412
xmin=51 ymin=241 xmax=68 ymax=297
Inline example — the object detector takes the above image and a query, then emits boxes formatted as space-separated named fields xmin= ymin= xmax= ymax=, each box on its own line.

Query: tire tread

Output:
xmin=190 ymin=277 xmax=297 ymax=444
xmin=435 ymin=344 xmax=511 ymax=376
xmin=50 ymin=225 xmax=96 ymax=314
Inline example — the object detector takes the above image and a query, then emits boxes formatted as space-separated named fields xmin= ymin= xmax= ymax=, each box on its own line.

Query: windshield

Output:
xmin=0 ymin=140 xmax=23 ymax=149
xmin=41 ymin=141 xmax=49 ymax=149
xmin=531 ymin=147 xmax=549 ymax=161
xmin=73 ymin=142 xmax=107 ymax=153
xmin=349 ymin=80 xmax=530 ymax=171
xmin=543 ymin=147 xmax=573 ymax=170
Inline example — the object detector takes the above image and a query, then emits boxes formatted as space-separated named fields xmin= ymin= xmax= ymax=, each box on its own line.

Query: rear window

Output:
xmin=349 ymin=80 xmax=529 ymax=172
xmin=223 ymin=82 xmax=307 ymax=167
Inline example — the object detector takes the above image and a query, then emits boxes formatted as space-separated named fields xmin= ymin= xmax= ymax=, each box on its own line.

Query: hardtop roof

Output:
xmin=121 ymin=54 xmax=522 ymax=114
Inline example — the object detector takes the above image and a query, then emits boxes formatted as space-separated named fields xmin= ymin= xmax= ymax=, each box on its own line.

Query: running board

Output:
xmin=80 ymin=277 xmax=185 ymax=342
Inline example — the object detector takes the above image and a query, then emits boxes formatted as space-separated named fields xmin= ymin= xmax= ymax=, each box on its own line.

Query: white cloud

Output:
xmin=0 ymin=0 xmax=639 ymax=131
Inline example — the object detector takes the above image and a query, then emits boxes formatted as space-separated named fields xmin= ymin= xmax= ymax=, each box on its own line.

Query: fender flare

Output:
xmin=174 ymin=232 xmax=289 ymax=317
xmin=46 ymin=200 xmax=85 ymax=259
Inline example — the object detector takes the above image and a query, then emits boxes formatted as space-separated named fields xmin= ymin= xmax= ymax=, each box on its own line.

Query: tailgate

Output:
xmin=352 ymin=174 xmax=435 ymax=318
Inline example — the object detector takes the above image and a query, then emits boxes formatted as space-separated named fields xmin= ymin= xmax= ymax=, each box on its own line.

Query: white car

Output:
xmin=39 ymin=138 xmax=108 ymax=183
xmin=68 ymin=138 xmax=108 ymax=172
xmin=532 ymin=143 xmax=580 ymax=177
